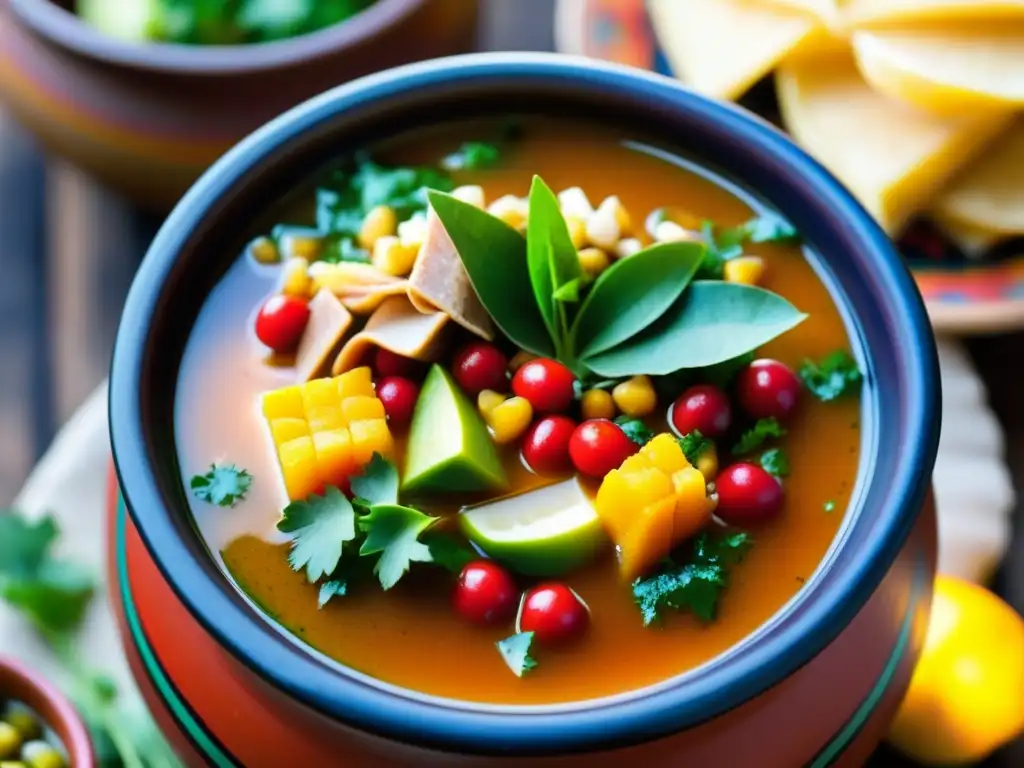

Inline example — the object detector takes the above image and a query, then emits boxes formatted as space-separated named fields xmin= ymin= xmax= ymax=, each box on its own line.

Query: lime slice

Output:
xmin=459 ymin=478 xmax=608 ymax=577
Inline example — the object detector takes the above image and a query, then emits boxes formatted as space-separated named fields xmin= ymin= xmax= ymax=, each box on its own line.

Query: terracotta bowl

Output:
xmin=107 ymin=53 xmax=942 ymax=766
xmin=0 ymin=0 xmax=478 ymax=210
xmin=0 ymin=656 xmax=94 ymax=767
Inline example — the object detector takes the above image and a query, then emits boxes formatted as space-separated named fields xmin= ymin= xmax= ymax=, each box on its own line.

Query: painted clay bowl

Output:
xmin=0 ymin=0 xmax=478 ymax=210
xmin=107 ymin=53 xmax=941 ymax=766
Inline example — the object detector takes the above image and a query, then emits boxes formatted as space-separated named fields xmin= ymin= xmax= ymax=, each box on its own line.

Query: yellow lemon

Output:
xmin=889 ymin=575 xmax=1024 ymax=765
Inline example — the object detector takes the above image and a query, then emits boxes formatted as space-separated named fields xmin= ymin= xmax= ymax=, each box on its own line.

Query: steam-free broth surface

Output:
xmin=176 ymin=121 xmax=860 ymax=705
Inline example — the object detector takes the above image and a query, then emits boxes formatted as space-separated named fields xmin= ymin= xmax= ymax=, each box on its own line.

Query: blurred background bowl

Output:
xmin=0 ymin=0 xmax=479 ymax=211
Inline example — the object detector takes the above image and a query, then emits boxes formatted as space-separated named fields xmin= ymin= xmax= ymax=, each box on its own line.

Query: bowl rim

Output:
xmin=0 ymin=655 xmax=94 ymax=767
xmin=8 ymin=0 xmax=427 ymax=75
xmin=109 ymin=52 xmax=941 ymax=756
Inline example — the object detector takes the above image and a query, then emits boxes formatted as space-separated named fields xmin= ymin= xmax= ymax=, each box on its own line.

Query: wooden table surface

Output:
xmin=0 ymin=1 xmax=1020 ymax=765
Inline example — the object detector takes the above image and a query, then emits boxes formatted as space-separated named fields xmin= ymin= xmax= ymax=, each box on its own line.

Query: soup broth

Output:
xmin=175 ymin=119 xmax=861 ymax=705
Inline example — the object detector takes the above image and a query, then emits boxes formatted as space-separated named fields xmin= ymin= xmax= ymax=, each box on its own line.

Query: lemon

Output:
xmin=842 ymin=0 xmax=1024 ymax=28
xmin=460 ymin=478 xmax=608 ymax=577
xmin=889 ymin=575 xmax=1024 ymax=765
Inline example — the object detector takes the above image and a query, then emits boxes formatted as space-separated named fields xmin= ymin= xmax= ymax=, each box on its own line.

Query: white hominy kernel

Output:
xmin=452 ymin=185 xmax=486 ymax=209
xmin=558 ymin=186 xmax=595 ymax=219
xmin=616 ymin=238 xmax=643 ymax=258
xmin=655 ymin=220 xmax=700 ymax=243
xmin=585 ymin=205 xmax=620 ymax=251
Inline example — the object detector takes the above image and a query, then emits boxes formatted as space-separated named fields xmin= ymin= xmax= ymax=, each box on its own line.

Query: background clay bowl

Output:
xmin=0 ymin=656 xmax=94 ymax=768
xmin=108 ymin=53 xmax=941 ymax=765
xmin=0 ymin=0 xmax=479 ymax=211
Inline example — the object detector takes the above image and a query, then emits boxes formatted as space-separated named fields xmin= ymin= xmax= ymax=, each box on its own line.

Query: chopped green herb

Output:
xmin=442 ymin=141 xmax=501 ymax=171
xmin=358 ymin=504 xmax=438 ymax=590
xmin=350 ymin=452 xmax=399 ymax=508
xmin=497 ymin=631 xmax=538 ymax=677
xmin=277 ymin=486 xmax=357 ymax=583
xmin=189 ymin=463 xmax=252 ymax=508
xmin=614 ymin=416 xmax=655 ymax=447
xmin=760 ymin=447 xmax=790 ymax=478
xmin=699 ymin=221 xmax=744 ymax=279
xmin=800 ymin=351 xmax=862 ymax=402
xmin=732 ymin=418 xmax=786 ymax=455
xmin=632 ymin=531 xmax=752 ymax=626
xmin=425 ymin=535 xmax=477 ymax=574
xmin=320 ymin=235 xmax=371 ymax=264
xmin=824 ymin=500 xmax=836 ymax=513
xmin=679 ymin=430 xmax=713 ymax=465
xmin=743 ymin=212 xmax=800 ymax=245
xmin=317 ymin=579 xmax=348 ymax=609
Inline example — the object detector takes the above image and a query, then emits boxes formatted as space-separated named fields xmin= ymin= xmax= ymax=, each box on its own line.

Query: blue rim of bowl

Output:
xmin=109 ymin=52 xmax=941 ymax=756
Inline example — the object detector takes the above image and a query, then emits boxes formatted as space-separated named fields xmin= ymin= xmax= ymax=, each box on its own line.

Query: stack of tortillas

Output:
xmin=648 ymin=0 xmax=1024 ymax=244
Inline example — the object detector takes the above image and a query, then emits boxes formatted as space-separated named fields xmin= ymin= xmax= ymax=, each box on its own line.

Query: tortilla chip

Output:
xmin=294 ymin=290 xmax=353 ymax=382
xmin=332 ymin=295 xmax=449 ymax=375
xmin=307 ymin=261 xmax=408 ymax=316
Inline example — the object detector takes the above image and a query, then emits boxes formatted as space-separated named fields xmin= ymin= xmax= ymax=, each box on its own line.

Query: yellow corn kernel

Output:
xmin=558 ymin=187 xmax=594 ymax=220
xmin=312 ymin=428 xmax=356 ymax=486
xmin=581 ymin=389 xmax=615 ymax=420
xmin=478 ymin=389 xmax=507 ymax=421
xmin=578 ymin=247 xmax=610 ymax=277
xmin=248 ymin=236 xmax=280 ymax=265
xmin=452 ymin=185 xmax=486 ymax=209
xmin=695 ymin=443 xmax=718 ymax=482
xmin=277 ymin=436 xmax=321 ymax=501
xmin=336 ymin=366 xmax=374 ymax=399
xmin=615 ymin=238 xmax=643 ymax=259
xmin=585 ymin=206 xmax=620 ymax=251
xmin=342 ymin=395 xmax=386 ymax=423
xmin=599 ymin=195 xmax=632 ymax=236
xmin=487 ymin=396 xmax=533 ymax=444
xmin=488 ymin=195 xmax=529 ymax=230
xmin=508 ymin=350 xmax=537 ymax=374
xmin=350 ymin=418 xmax=394 ymax=465
xmin=565 ymin=216 xmax=588 ymax=250
xmin=278 ymin=257 xmax=312 ymax=298
xmin=724 ymin=256 xmax=767 ymax=286
xmin=262 ymin=386 xmax=305 ymax=420
xmin=397 ymin=215 xmax=429 ymax=249
xmin=358 ymin=205 xmax=398 ymax=249
xmin=655 ymin=220 xmax=700 ymax=243
xmin=287 ymin=235 xmax=323 ymax=261
xmin=372 ymin=235 xmax=419 ymax=277
xmin=270 ymin=418 xmax=309 ymax=444
xmin=613 ymin=375 xmax=657 ymax=418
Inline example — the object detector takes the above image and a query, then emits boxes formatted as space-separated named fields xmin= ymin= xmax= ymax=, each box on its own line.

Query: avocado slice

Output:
xmin=402 ymin=365 xmax=507 ymax=494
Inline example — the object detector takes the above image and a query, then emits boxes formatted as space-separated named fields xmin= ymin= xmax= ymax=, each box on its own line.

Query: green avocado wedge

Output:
xmin=402 ymin=365 xmax=507 ymax=494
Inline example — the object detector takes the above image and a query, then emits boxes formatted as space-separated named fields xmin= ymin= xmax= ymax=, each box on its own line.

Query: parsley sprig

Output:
xmin=732 ymin=418 xmax=786 ymax=456
xmin=189 ymin=463 xmax=251 ymax=508
xmin=800 ymin=350 xmax=862 ymax=402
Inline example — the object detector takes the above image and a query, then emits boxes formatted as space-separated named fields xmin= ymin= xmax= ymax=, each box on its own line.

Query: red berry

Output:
xmin=255 ymin=295 xmax=310 ymax=353
xmin=736 ymin=359 xmax=801 ymax=421
xmin=518 ymin=583 xmax=589 ymax=646
xmin=715 ymin=463 xmax=784 ymax=525
xmin=374 ymin=348 xmax=421 ymax=379
xmin=453 ymin=342 xmax=508 ymax=396
xmin=376 ymin=376 xmax=419 ymax=426
xmin=453 ymin=561 xmax=518 ymax=626
xmin=568 ymin=419 xmax=637 ymax=478
xmin=512 ymin=358 xmax=577 ymax=413
xmin=522 ymin=416 xmax=576 ymax=475
xmin=670 ymin=385 xmax=732 ymax=438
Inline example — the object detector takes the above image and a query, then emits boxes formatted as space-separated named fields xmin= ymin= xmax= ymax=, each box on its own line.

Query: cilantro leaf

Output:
xmin=0 ymin=559 xmax=94 ymax=634
xmin=425 ymin=535 xmax=477 ymax=574
xmin=678 ymin=430 xmax=713 ymax=465
xmin=614 ymin=415 xmax=654 ymax=447
xmin=190 ymin=463 xmax=252 ymax=508
xmin=320 ymin=234 xmax=371 ymax=264
xmin=497 ymin=631 xmax=538 ymax=677
xmin=277 ymin=486 xmax=357 ymax=583
xmin=760 ymin=448 xmax=790 ymax=478
xmin=632 ymin=531 xmax=752 ymax=626
xmin=732 ymin=418 xmax=786 ymax=455
xmin=699 ymin=221 xmax=745 ymax=279
xmin=0 ymin=514 xmax=58 ymax=578
xmin=743 ymin=212 xmax=800 ymax=245
xmin=351 ymin=453 xmax=399 ymax=508
xmin=318 ymin=579 xmax=348 ymax=609
xmin=800 ymin=351 xmax=862 ymax=402
xmin=358 ymin=504 xmax=438 ymax=590
xmin=442 ymin=141 xmax=501 ymax=171
xmin=824 ymin=500 xmax=836 ymax=513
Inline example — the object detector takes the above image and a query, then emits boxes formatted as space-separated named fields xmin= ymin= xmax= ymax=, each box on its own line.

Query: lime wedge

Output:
xmin=459 ymin=478 xmax=608 ymax=577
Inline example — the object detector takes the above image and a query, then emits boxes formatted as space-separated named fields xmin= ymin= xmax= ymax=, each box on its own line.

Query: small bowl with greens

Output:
xmin=0 ymin=0 xmax=479 ymax=209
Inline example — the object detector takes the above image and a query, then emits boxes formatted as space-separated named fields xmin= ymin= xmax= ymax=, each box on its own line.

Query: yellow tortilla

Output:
xmin=294 ymin=290 xmax=353 ymax=382
xmin=332 ymin=295 xmax=449 ymax=375
xmin=307 ymin=261 xmax=408 ymax=315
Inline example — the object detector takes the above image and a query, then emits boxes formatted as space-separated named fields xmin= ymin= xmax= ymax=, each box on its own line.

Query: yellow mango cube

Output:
xmin=640 ymin=433 xmax=692 ymax=475
xmin=618 ymin=497 xmax=677 ymax=584
xmin=269 ymin=418 xmax=308 ymax=444
xmin=672 ymin=467 xmax=713 ymax=541
xmin=313 ymin=429 xmax=356 ymax=486
xmin=262 ymin=386 xmax=305 ymax=420
xmin=277 ymin=436 xmax=322 ymax=501
xmin=336 ymin=366 xmax=374 ymax=399
xmin=341 ymin=395 xmax=386 ymax=423
xmin=301 ymin=378 xmax=340 ymax=411
xmin=305 ymin=404 xmax=346 ymax=433
xmin=350 ymin=418 xmax=394 ymax=466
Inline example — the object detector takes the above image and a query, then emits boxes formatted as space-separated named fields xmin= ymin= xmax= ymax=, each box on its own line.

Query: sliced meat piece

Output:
xmin=332 ymin=295 xmax=449 ymax=375
xmin=294 ymin=289 xmax=354 ymax=382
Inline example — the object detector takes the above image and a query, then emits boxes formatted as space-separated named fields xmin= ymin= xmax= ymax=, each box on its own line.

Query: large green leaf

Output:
xmin=582 ymin=281 xmax=807 ymax=377
xmin=573 ymin=242 xmax=705 ymax=358
xmin=428 ymin=191 xmax=554 ymax=357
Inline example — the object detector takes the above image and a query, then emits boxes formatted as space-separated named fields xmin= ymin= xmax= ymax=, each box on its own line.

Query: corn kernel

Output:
xmin=452 ymin=185 xmax=486 ymax=209
xmin=585 ymin=205 xmax=620 ymax=251
xmin=478 ymin=389 xmax=507 ymax=421
xmin=358 ymin=205 xmax=398 ymax=249
xmin=278 ymin=257 xmax=312 ymax=298
xmin=615 ymin=238 xmax=643 ymax=259
xmin=488 ymin=195 xmax=529 ymax=230
xmin=565 ymin=216 xmax=588 ymax=250
xmin=287 ymin=235 xmax=323 ymax=261
xmin=558 ymin=187 xmax=594 ymax=219
xmin=487 ymin=396 xmax=533 ymax=444
xmin=508 ymin=350 xmax=537 ymax=374
xmin=598 ymin=195 xmax=632 ymax=236
xmin=581 ymin=389 xmax=615 ymax=420
xmin=249 ymin=236 xmax=280 ymax=265
xmin=696 ymin=442 xmax=718 ymax=482
xmin=372 ymin=235 xmax=419 ymax=277
xmin=723 ymin=255 xmax=767 ymax=286
xmin=613 ymin=375 xmax=657 ymax=418
xmin=397 ymin=214 xmax=429 ymax=249
xmin=655 ymin=220 xmax=700 ymax=243
xmin=578 ymin=247 xmax=611 ymax=277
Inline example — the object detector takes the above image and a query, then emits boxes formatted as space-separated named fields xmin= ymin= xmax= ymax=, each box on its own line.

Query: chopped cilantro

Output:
xmin=760 ymin=448 xmax=790 ymax=478
xmin=678 ymin=430 xmax=713 ymax=465
xmin=358 ymin=504 xmax=438 ymax=590
xmin=732 ymin=418 xmax=786 ymax=455
xmin=425 ymin=535 xmax=477 ymax=573
xmin=743 ymin=212 xmax=800 ymax=245
xmin=351 ymin=452 xmax=399 ymax=508
xmin=632 ymin=531 xmax=752 ymax=626
xmin=497 ymin=631 xmax=538 ymax=677
xmin=277 ymin=486 xmax=357 ymax=583
xmin=190 ymin=463 xmax=252 ymax=507
xmin=800 ymin=351 xmax=862 ymax=401
xmin=318 ymin=579 xmax=348 ymax=609
xmin=824 ymin=500 xmax=836 ymax=513
xmin=442 ymin=141 xmax=501 ymax=171
xmin=699 ymin=221 xmax=745 ymax=279
xmin=320 ymin=235 xmax=371 ymax=264
xmin=615 ymin=415 xmax=655 ymax=447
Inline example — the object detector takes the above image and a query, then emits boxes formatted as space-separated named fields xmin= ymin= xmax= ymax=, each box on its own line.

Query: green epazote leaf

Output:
xmin=358 ymin=504 xmax=438 ymax=590
xmin=582 ymin=281 xmax=808 ymax=377
xmin=276 ymin=486 xmax=357 ymax=583
xmin=427 ymin=190 xmax=555 ymax=358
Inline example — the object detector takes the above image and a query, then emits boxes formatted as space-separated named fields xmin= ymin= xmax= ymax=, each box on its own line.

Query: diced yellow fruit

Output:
xmin=487 ymin=396 xmax=533 ymax=444
xmin=696 ymin=442 xmax=719 ymax=482
xmin=724 ymin=255 xmax=767 ymax=286
xmin=452 ymin=185 xmax=486 ymax=209
xmin=301 ymin=378 xmax=340 ymax=411
xmin=671 ymin=466 xmax=713 ymax=541
xmin=478 ymin=389 xmax=507 ymax=421
xmin=578 ymin=247 xmax=611 ymax=277
xmin=342 ymin=395 xmax=386 ymax=423
xmin=312 ymin=429 xmax=355 ymax=486
xmin=618 ymin=497 xmax=677 ymax=582
xmin=581 ymin=389 xmax=615 ymax=420
xmin=640 ymin=433 xmax=691 ymax=475
xmin=262 ymin=386 xmax=305 ymax=420
xmin=279 ymin=257 xmax=312 ymax=298
xmin=305 ymin=404 xmax=346 ymax=433
xmin=350 ymin=418 xmax=394 ymax=465
xmin=359 ymin=205 xmax=398 ymax=249
xmin=596 ymin=466 xmax=674 ymax=542
xmin=612 ymin=375 xmax=657 ymax=417
xmin=269 ymin=418 xmax=308 ymax=444
xmin=336 ymin=366 xmax=374 ymax=399
xmin=508 ymin=350 xmax=537 ymax=374
xmin=278 ymin=436 xmax=322 ymax=501
xmin=565 ymin=216 xmax=588 ymax=249
xmin=372 ymin=235 xmax=419 ymax=277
